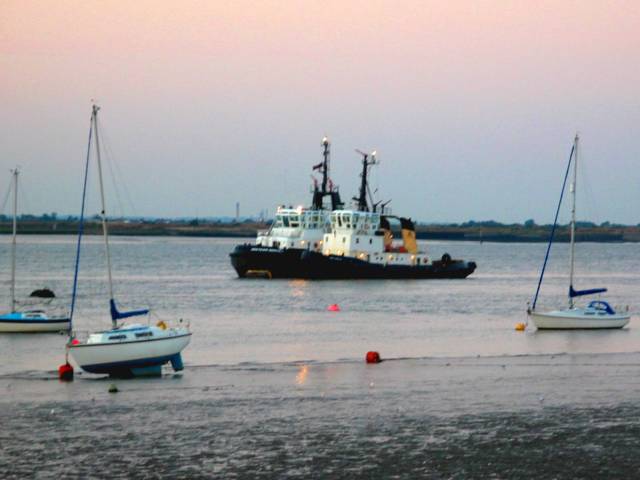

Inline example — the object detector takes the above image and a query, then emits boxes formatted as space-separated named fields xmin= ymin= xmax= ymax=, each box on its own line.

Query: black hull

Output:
xmin=230 ymin=244 xmax=309 ymax=278
xmin=230 ymin=244 xmax=476 ymax=279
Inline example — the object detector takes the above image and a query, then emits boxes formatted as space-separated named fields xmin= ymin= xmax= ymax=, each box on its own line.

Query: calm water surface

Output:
xmin=0 ymin=236 xmax=638 ymax=372
xmin=1 ymin=236 xmax=639 ymax=478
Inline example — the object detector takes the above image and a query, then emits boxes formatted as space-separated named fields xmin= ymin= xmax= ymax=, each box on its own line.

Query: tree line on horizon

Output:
xmin=1 ymin=213 xmax=638 ymax=229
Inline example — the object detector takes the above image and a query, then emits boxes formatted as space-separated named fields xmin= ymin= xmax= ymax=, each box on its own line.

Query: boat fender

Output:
xmin=156 ymin=320 xmax=167 ymax=330
xmin=441 ymin=253 xmax=452 ymax=265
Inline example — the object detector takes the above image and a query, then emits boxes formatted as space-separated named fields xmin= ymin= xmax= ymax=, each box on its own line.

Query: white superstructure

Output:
xmin=256 ymin=206 xmax=329 ymax=252
xmin=321 ymin=210 xmax=429 ymax=267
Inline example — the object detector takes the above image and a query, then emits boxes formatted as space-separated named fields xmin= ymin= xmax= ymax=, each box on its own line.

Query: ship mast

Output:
xmin=355 ymin=149 xmax=376 ymax=211
xmin=312 ymin=137 xmax=331 ymax=210
xmin=568 ymin=133 xmax=579 ymax=308
xmin=311 ymin=136 xmax=343 ymax=210
xmin=320 ymin=137 xmax=329 ymax=196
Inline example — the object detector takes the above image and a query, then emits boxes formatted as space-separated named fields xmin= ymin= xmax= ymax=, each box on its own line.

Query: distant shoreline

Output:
xmin=1 ymin=221 xmax=639 ymax=242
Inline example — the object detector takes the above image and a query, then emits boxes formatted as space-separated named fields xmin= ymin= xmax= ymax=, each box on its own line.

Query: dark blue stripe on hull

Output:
xmin=81 ymin=354 xmax=177 ymax=375
xmin=0 ymin=318 xmax=70 ymax=324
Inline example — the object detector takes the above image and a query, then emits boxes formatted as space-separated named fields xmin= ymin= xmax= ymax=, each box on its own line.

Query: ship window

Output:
xmin=342 ymin=237 xmax=346 ymax=243
xmin=290 ymin=222 xmax=299 ymax=227
xmin=135 ymin=331 xmax=153 ymax=338
xmin=108 ymin=334 xmax=127 ymax=340
xmin=283 ymin=217 xmax=290 ymax=227
xmin=337 ymin=216 xmax=342 ymax=227
xmin=369 ymin=239 xmax=372 ymax=244
xmin=356 ymin=238 xmax=360 ymax=244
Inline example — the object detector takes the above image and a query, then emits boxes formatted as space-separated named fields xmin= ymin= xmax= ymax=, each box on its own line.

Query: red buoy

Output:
xmin=327 ymin=304 xmax=341 ymax=312
xmin=366 ymin=351 xmax=381 ymax=364
xmin=71 ymin=338 xmax=80 ymax=345
xmin=58 ymin=362 xmax=74 ymax=381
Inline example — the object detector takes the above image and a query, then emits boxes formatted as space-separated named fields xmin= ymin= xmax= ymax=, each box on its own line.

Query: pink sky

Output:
xmin=1 ymin=1 xmax=639 ymax=222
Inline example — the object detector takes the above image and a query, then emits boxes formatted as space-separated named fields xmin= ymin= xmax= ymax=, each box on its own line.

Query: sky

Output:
xmin=1 ymin=0 xmax=639 ymax=224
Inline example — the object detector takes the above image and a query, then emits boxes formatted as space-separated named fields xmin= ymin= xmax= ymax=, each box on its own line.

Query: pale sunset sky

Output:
xmin=1 ymin=0 xmax=639 ymax=223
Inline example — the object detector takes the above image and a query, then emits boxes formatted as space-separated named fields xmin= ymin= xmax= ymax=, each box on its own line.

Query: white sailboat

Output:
xmin=67 ymin=105 xmax=191 ymax=376
xmin=0 ymin=168 xmax=70 ymax=333
xmin=528 ymin=134 xmax=631 ymax=329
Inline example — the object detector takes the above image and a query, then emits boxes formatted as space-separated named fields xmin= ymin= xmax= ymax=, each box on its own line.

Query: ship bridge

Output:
xmin=256 ymin=206 xmax=329 ymax=250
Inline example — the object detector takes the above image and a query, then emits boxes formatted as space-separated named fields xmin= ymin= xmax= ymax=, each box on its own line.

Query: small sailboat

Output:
xmin=528 ymin=134 xmax=631 ymax=329
xmin=67 ymin=105 xmax=191 ymax=376
xmin=0 ymin=168 xmax=70 ymax=333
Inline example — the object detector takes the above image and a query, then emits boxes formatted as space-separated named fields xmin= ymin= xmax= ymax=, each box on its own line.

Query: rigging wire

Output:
xmin=531 ymin=142 xmax=575 ymax=311
xmin=17 ymin=180 xmax=31 ymax=218
xmin=0 ymin=176 xmax=12 ymax=215
xmin=578 ymin=146 xmax=601 ymax=226
xmin=97 ymin=122 xmax=139 ymax=218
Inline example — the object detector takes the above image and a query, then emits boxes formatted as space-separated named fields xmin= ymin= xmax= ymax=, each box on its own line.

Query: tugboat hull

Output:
xmin=297 ymin=250 xmax=476 ymax=279
xmin=230 ymin=244 xmax=308 ymax=278
xmin=230 ymin=245 xmax=476 ymax=279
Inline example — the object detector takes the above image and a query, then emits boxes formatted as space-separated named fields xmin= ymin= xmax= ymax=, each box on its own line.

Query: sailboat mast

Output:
xmin=568 ymin=134 xmax=579 ymax=308
xmin=92 ymin=105 xmax=116 ymax=325
xmin=10 ymin=168 xmax=18 ymax=312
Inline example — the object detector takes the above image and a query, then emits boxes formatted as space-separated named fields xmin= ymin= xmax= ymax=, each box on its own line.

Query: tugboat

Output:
xmin=297 ymin=149 xmax=477 ymax=279
xmin=230 ymin=137 xmax=343 ymax=278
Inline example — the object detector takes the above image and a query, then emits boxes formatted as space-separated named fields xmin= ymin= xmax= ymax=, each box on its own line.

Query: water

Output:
xmin=1 ymin=236 xmax=638 ymax=371
xmin=1 ymin=236 xmax=639 ymax=477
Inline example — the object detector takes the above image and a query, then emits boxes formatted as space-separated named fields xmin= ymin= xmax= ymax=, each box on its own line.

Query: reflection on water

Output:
xmin=295 ymin=364 xmax=309 ymax=385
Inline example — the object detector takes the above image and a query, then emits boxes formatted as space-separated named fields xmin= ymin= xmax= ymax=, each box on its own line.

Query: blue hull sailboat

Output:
xmin=0 ymin=168 xmax=70 ymax=333
xmin=67 ymin=105 xmax=191 ymax=376
xmin=528 ymin=134 xmax=631 ymax=329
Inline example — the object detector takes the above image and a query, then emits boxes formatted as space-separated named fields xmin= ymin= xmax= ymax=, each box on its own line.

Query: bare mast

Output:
xmin=10 ymin=168 xmax=18 ymax=312
xmin=568 ymin=134 xmax=579 ymax=308
xmin=92 ymin=105 xmax=116 ymax=327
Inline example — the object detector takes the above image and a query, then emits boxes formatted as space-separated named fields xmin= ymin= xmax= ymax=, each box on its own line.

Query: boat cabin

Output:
xmin=256 ymin=206 xmax=328 ymax=251
xmin=322 ymin=210 xmax=428 ymax=265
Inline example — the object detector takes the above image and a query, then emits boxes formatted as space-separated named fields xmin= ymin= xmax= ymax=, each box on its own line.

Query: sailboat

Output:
xmin=67 ymin=105 xmax=191 ymax=376
xmin=0 ymin=168 xmax=70 ymax=333
xmin=528 ymin=134 xmax=631 ymax=329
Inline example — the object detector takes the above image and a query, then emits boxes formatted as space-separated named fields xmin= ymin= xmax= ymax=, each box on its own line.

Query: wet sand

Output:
xmin=2 ymin=352 xmax=640 ymax=478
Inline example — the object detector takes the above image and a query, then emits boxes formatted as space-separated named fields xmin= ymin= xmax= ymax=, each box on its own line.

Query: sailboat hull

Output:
xmin=530 ymin=310 xmax=631 ymax=330
xmin=0 ymin=312 xmax=70 ymax=333
xmin=69 ymin=330 xmax=191 ymax=375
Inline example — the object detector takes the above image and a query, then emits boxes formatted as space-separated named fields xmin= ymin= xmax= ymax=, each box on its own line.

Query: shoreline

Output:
xmin=1 ymin=220 xmax=639 ymax=242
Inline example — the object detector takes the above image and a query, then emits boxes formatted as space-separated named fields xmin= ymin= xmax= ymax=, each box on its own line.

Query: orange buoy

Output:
xmin=58 ymin=362 xmax=74 ymax=381
xmin=366 ymin=351 xmax=381 ymax=364
xmin=327 ymin=304 xmax=341 ymax=312
xmin=515 ymin=322 xmax=526 ymax=331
